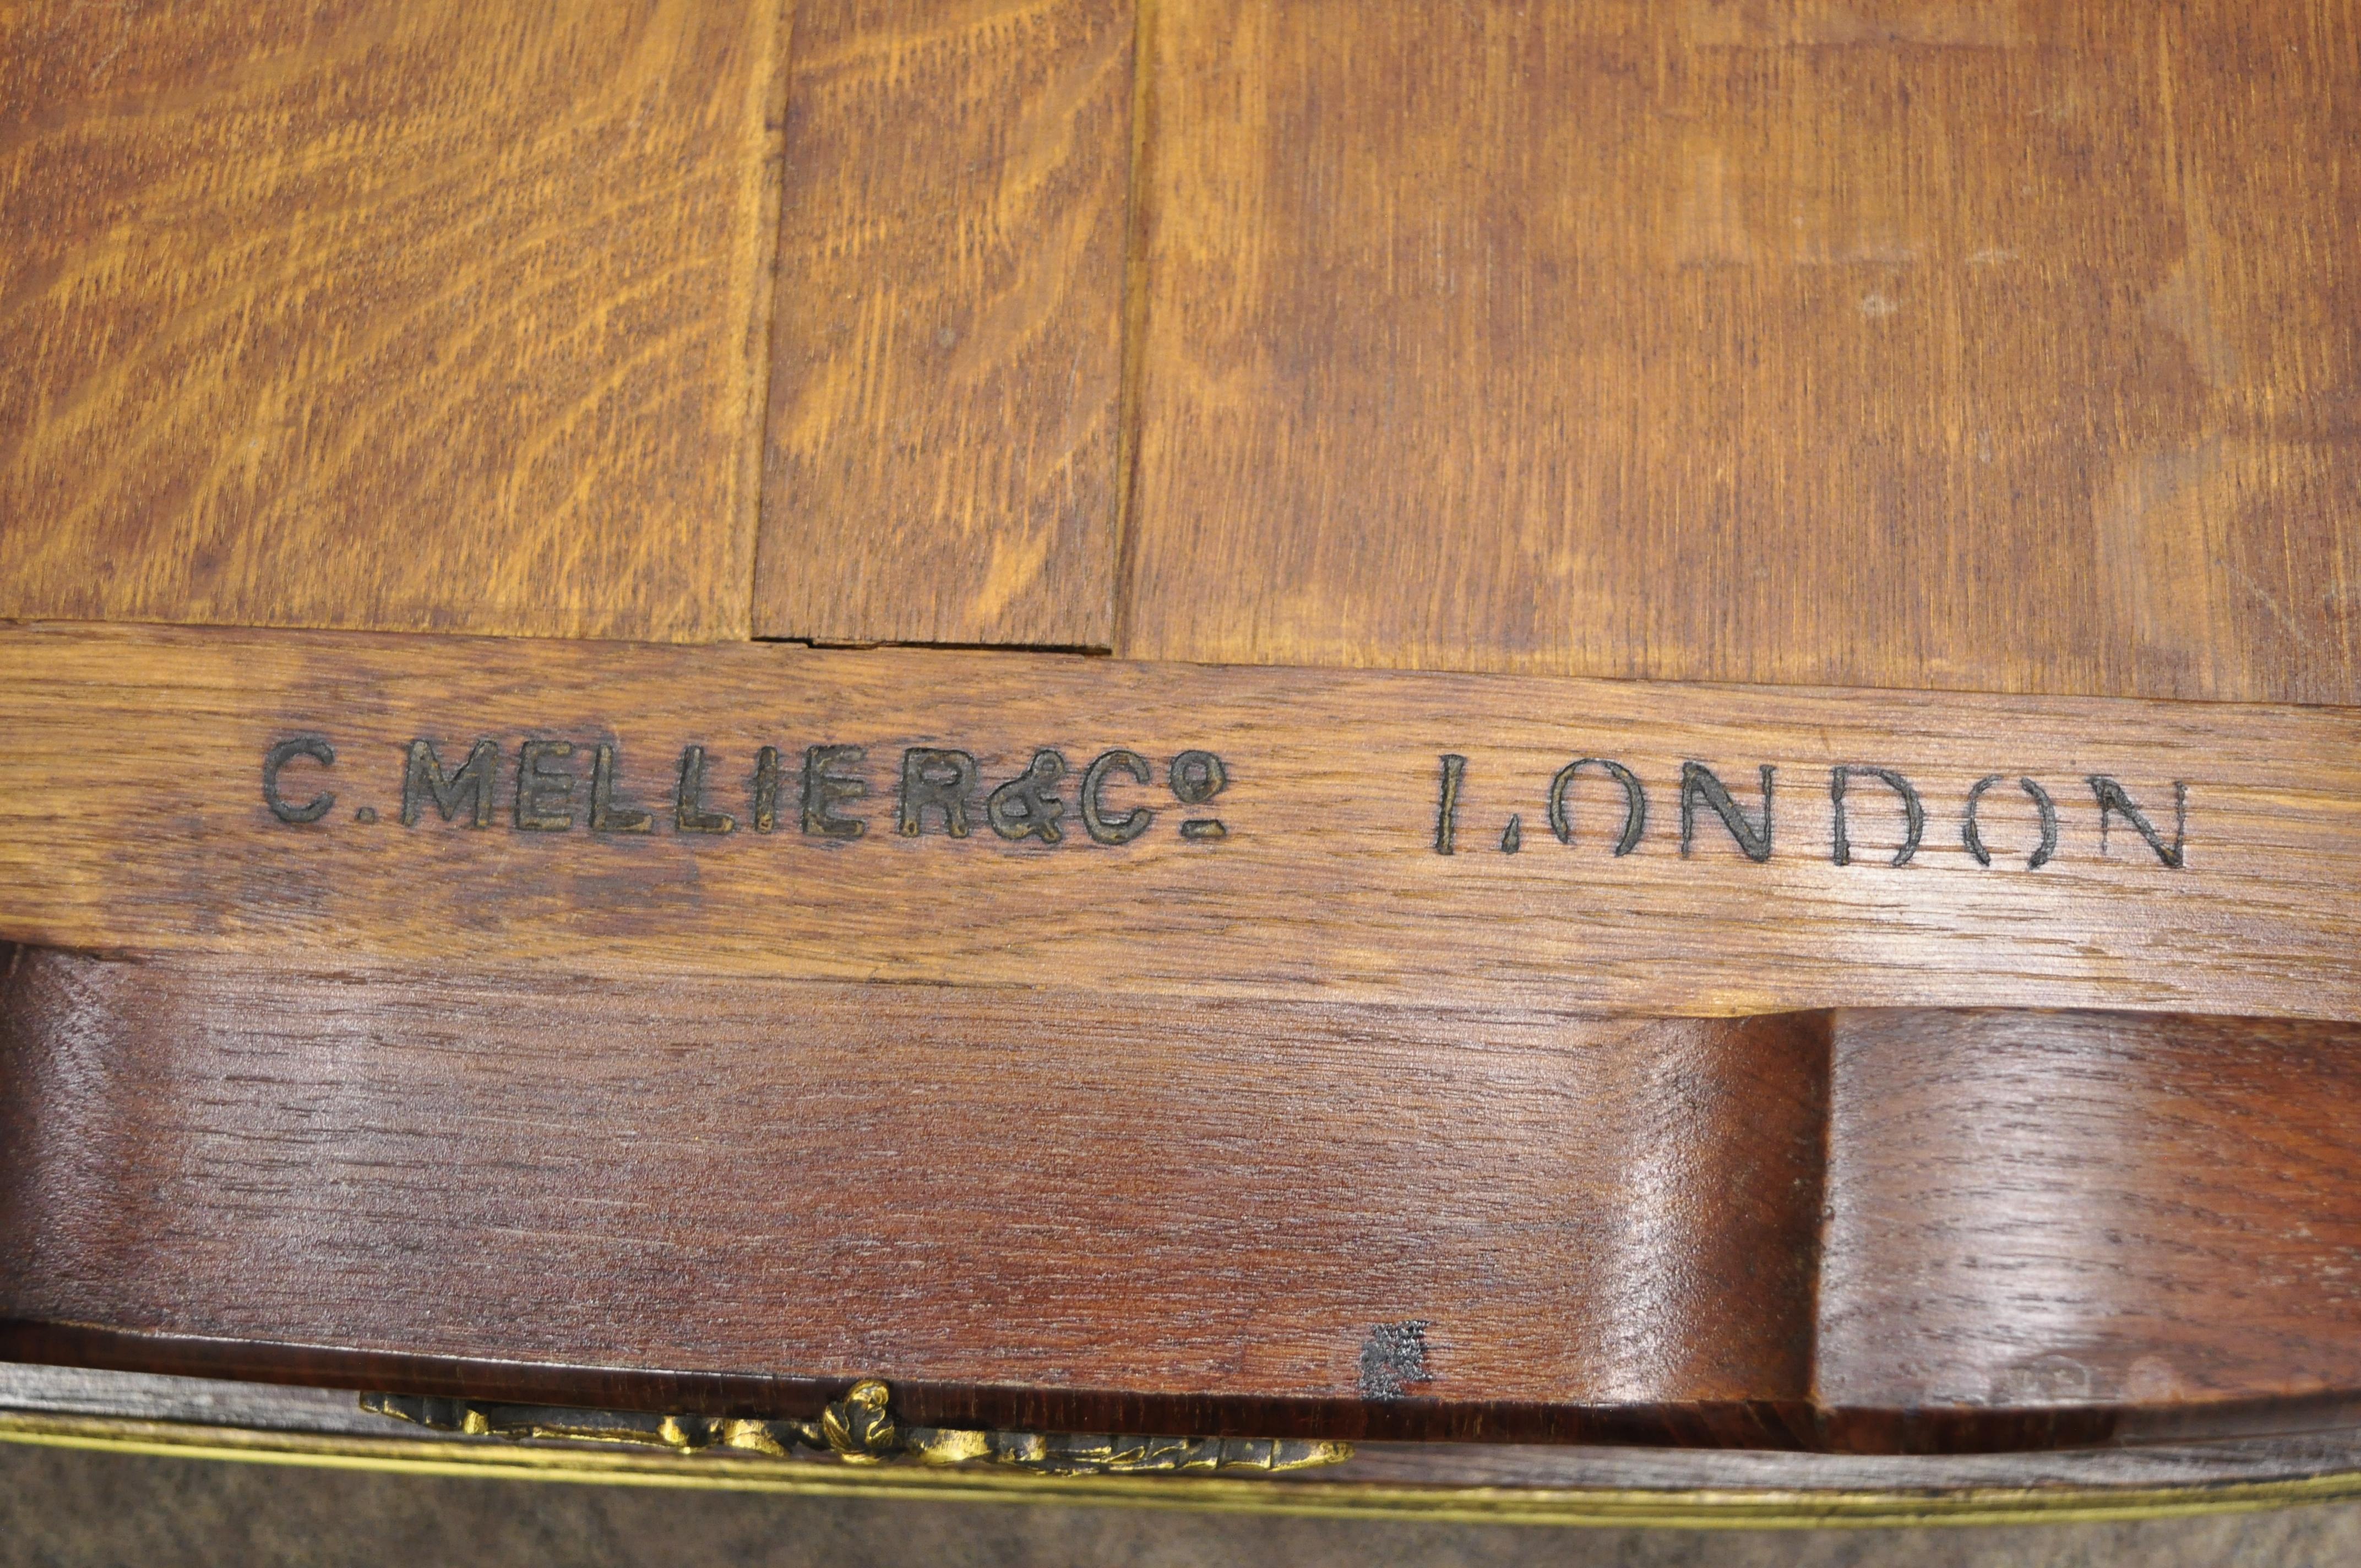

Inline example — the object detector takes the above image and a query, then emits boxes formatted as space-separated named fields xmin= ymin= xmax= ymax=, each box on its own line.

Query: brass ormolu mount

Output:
xmin=361 ymin=1380 xmax=1351 ymax=1477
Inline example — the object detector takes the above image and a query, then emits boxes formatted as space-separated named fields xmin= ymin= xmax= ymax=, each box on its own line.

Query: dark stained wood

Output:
xmin=12 ymin=956 xmax=2361 ymax=1451
xmin=0 ymin=949 xmax=1829 ymax=1444
xmin=755 ymin=0 xmax=1130 ymax=649
xmin=1 ymin=623 xmax=2356 ymax=1019
xmin=1118 ymin=0 xmax=2361 ymax=701
xmin=0 ymin=0 xmax=790 ymax=642
xmin=0 ymin=1320 xmax=1810 ymax=1449
xmin=1820 ymin=1009 xmax=2361 ymax=1446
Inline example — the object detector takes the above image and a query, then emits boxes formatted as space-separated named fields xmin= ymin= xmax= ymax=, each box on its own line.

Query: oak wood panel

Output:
xmin=0 ymin=949 xmax=1828 ymax=1442
xmin=0 ymin=623 xmax=2355 ymax=1019
xmin=0 ymin=0 xmax=790 ymax=641
xmin=1119 ymin=0 xmax=2361 ymax=701
xmin=755 ymin=0 xmax=1130 ymax=648
xmin=1821 ymin=1009 xmax=2361 ymax=1431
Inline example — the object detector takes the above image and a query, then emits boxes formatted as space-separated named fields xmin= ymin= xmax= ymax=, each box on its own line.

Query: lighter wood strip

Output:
xmin=755 ymin=0 xmax=1131 ymax=647
xmin=0 ymin=623 xmax=2354 ymax=1020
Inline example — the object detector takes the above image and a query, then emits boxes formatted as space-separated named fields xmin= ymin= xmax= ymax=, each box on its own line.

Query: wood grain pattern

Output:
xmin=0 ymin=622 xmax=2355 ymax=1020
xmin=1822 ymin=1010 xmax=2361 ymax=1428
xmin=7 ymin=0 xmax=2361 ymax=1487
xmin=0 ymin=0 xmax=789 ymax=641
xmin=755 ymin=0 xmax=1130 ymax=648
xmin=10 ymin=955 xmax=2361 ymax=1450
xmin=0 ymin=949 xmax=1828 ymax=1444
xmin=1119 ymin=0 xmax=2361 ymax=701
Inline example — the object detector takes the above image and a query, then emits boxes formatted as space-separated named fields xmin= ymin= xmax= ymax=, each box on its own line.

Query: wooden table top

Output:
xmin=2 ymin=0 xmax=2359 ymax=1507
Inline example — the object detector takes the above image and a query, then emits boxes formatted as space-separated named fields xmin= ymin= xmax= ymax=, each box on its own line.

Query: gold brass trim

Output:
xmin=9 ymin=1411 xmax=2361 ymax=1526
xmin=359 ymin=1380 xmax=1351 ymax=1477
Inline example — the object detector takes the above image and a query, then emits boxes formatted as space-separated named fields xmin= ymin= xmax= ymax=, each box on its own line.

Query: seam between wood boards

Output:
xmin=30 ymin=615 xmax=2361 ymax=716
xmin=731 ymin=0 xmax=804 ymax=645
xmin=1108 ymin=0 xmax=1157 ymax=660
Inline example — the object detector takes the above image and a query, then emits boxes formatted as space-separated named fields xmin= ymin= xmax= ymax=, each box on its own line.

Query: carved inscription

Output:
xmin=264 ymin=734 xmax=2195 ymax=870
xmin=400 ymin=739 xmax=496 ymax=827
xmin=1831 ymin=767 xmax=1924 ymax=868
xmin=1170 ymin=750 xmax=1229 ymax=842
xmin=987 ymin=750 xmax=1069 ymax=843
xmin=803 ymin=745 xmax=868 ymax=839
xmin=898 ymin=750 xmax=978 ymax=838
xmin=261 ymin=736 xmax=336 ymax=824
xmin=1078 ymin=750 xmax=1154 ymax=845
xmin=1549 ymin=759 xmax=1644 ymax=856
xmin=1680 ymin=762 xmax=1775 ymax=863
xmin=590 ymin=743 xmax=652 ymax=834
xmin=262 ymin=739 xmax=1233 ymax=850
xmin=1433 ymin=757 xmax=2191 ymax=870
xmin=1963 ymin=775 xmax=2058 ymax=869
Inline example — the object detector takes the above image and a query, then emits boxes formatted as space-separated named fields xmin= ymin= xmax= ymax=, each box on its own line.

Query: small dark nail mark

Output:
xmin=1358 ymin=1320 xmax=1432 ymax=1401
xmin=1499 ymin=815 xmax=1522 ymax=854
xmin=352 ymin=806 xmax=377 ymax=825
xmin=1180 ymin=819 xmax=1227 ymax=841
